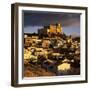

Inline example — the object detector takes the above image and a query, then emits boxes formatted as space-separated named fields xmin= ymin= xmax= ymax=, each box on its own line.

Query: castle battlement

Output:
xmin=38 ymin=23 xmax=63 ymax=36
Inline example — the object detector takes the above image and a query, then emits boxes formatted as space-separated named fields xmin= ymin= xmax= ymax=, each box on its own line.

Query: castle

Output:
xmin=38 ymin=23 xmax=63 ymax=36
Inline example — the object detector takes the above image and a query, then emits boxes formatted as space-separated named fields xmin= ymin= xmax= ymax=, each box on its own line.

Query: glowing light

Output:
xmin=58 ymin=63 xmax=70 ymax=71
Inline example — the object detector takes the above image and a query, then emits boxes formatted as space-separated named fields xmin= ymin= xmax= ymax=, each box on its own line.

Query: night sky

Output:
xmin=23 ymin=10 xmax=80 ymax=36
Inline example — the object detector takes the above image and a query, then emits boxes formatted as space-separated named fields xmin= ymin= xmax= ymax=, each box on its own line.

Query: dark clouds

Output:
xmin=23 ymin=10 xmax=80 ymax=27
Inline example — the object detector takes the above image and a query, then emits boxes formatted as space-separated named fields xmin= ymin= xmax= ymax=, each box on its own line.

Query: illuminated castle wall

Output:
xmin=38 ymin=23 xmax=63 ymax=36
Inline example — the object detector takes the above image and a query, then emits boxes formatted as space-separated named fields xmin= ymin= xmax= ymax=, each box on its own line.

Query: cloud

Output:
xmin=24 ymin=11 xmax=80 ymax=27
xmin=24 ymin=26 xmax=43 ymax=33
xmin=62 ymin=25 xmax=80 ymax=36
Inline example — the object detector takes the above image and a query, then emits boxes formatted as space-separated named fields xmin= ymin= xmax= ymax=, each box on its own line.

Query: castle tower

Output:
xmin=56 ymin=23 xmax=63 ymax=34
xmin=49 ymin=24 xmax=57 ymax=33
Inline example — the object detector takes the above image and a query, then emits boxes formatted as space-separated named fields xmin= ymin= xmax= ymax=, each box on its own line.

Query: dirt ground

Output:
xmin=24 ymin=64 xmax=56 ymax=77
